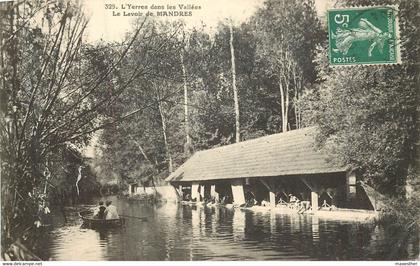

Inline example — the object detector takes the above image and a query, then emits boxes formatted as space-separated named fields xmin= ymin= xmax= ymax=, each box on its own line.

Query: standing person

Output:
xmin=93 ymin=201 xmax=106 ymax=219
xmin=105 ymin=200 xmax=119 ymax=219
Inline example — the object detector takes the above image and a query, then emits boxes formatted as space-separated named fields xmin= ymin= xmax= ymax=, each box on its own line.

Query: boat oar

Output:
xmin=119 ymin=214 xmax=148 ymax=221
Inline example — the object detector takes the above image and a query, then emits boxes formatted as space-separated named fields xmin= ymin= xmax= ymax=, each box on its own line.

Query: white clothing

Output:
xmin=105 ymin=205 xmax=119 ymax=219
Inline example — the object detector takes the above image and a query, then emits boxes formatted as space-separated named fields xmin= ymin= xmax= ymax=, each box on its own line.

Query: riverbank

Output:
xmin=126 ymin=185 xmax=178 ymax=202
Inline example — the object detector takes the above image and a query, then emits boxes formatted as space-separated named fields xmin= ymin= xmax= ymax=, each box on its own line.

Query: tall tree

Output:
xmin=301 ymin=0 xmax=419 ymax=197
xmin=180 ymin=49 xmax=191 ymax=149
xmin=94 ymin=20 xmax=187 ymax=183
xmin=252 ymin=0 xmax=323 ymax=132
xmin=229 ymin=19 xmax=241 ymax=142
xmin=0 ymin=1 xmax=164 ymax=257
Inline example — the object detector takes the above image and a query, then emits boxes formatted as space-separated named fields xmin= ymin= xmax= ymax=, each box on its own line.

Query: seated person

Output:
xmin=93 ymin=201 xmax=106 ymax=219
xmin=301 ymin=200 xmax=310 ymax=210
xmin=105 ymin=200 xmax=119 ymax=219
xmin=184 ymin=193 xmax=191 ymax=201
xmin=244 ymin=191 xmax=256 ymax=207
xmin=261 ymin=200 xmax=270 ymax=207
xmin=244 ymin=197 xmax=256 ymax=207
xmin=204 ymin=197 xmax=211 ymax=204
xmin=289 ymin=194 xmax=300 ymax=209
xmin=298 ymin=200 xmax=310 ymax=213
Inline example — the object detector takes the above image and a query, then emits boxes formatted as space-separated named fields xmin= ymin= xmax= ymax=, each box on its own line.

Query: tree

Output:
xmin=252 ymin=0 xmax=323 ymax=132
xmin=0 ymin=1 xmax=160 ymax=257
xmin=229 ymin=19 xmax=241 ymax=143
xmin=180 ymin=47 xmax=191 ymax=150
xmin=93 ymin=20 xmax=188 ymax=184
xmin=301 ymin=0 xmax=419 ymax=197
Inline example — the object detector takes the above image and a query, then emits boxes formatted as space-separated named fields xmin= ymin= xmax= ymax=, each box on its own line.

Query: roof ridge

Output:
xmin=194 ymin=126 xmax=316 ymax=154
xmin=165 ymin=126 xmax=345 ymax=183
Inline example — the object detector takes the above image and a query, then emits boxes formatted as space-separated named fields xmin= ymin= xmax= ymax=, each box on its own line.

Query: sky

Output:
xmin=82 ymin=0 xmax=332 ymax=43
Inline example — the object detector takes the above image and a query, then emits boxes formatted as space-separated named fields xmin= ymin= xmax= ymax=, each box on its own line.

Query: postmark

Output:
xmin=328 ymin=6 xmax=400 ymax=66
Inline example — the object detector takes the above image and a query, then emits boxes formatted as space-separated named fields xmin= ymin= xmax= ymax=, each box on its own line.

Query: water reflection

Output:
xmin=49 ymin=226 xmax=106 ymax=260
xmin=233 ymin=209 xmax=245 ymax=241
xmin=311 ymin=216 xmax=320 ymax=245
xmin=41 ymin=197 xmax=419 ymax=261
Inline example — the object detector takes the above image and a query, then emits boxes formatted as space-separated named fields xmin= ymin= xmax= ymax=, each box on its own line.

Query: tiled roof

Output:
xmin=166 ymin=127 xmax=346 ymax=182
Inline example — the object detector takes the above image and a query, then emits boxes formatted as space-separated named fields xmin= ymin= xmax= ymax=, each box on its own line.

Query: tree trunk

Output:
xmin=294 ymin=97 xmax=299 ymax=129
xmin=285 ymin=80 xmax=289 ymax=131
xmin=180 ymin=50 xmax=191 ymax=149
xmin=130 ymin=136 xmax=155 ymax=166
xmin=229 ymin=20 xmax=240 ymax=143
xmin=279 ymin=78 xmax=287 ymax=133
xmin=157 ymin=96 xmax=173 ymax=173
xmin=293 ymin=69 xmax=299 ymax=129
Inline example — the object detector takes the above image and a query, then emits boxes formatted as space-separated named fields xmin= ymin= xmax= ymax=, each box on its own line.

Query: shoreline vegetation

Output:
xmin=1 ymin=0 xmax=419 ymax=260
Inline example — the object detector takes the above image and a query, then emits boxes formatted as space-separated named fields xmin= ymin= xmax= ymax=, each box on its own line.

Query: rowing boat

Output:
xmin=78 ymin=210 xmax=125 ymax=228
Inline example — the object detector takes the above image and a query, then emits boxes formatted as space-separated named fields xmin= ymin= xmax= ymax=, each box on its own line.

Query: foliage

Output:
xmin=0 ymin=0 xmax=157 ymax=256
xmin=93 ymin=1 xmax=325 ymax=185
xmin=252 ymin=0 xmax=324 ymax=131
xmin=301 ymin=0 xmax=419 ymax=196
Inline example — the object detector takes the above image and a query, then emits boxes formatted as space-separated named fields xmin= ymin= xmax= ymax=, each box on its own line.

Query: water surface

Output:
xmin=38 ymin=196 xmax=419 ymax=260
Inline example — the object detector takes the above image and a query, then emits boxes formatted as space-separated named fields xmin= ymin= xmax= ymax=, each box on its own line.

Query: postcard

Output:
xmin=0 ymin=0 xmax=418 ymax=264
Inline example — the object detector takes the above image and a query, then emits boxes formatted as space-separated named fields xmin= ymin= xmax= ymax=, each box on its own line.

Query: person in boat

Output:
xmin=93 ymin=201 xmax=107 ymax=219
xmin=105 ymin=200 xmax=119 ymax=219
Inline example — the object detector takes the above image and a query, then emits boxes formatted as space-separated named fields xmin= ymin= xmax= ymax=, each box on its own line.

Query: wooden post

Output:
xmin=197 ymin=185 xmax=206 ymax=201
xmin=311 ymin=191 xmax=319 ymax=212
xmin=260 ymin=179 xmax=276 ymax=207
xmin=231 ymin=179 xmax=245 ymax=205
xmin=178 ymin=185 xmax=183 ymax=199
xmin=210 ymin=185 xmax=219 ymax=202
xmin=269 ymin=190 xmax=276 ymax=208
xmin=191 ymin=183 xmax=199 ymax=201
xmin=299 ymin=176 xmax=319 ymax=211
xmin=346 ymin=171 xmax=357 ymax=200
xmin=198 ymin=185 xmax=203 ymax=202
xmin=269 ymin=180 xmax=276 ymax=208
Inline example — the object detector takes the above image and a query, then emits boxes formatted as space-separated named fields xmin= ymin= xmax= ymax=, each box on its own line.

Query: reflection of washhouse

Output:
xmin=156 ymin=202 xmax=178 ymax=260
xmin=311 ymin=216 xmax=320 ymax=245
xmin=211 ymin=208 xmax=219 ymax=235
xmin=179 ymin=206 xmax=195 ymax=261
xmin=191 ymin=207 xmax=206 ymax=258
xmin=291 ymin=214 xmax=319 ymax=245
xmin=232 ymin=209 xmax=246 ymax=241
xmin=270 ymin=212 xmax=276 ymax=235
xmin=290 ymin=215 xmax=302 ymax=234
xmin=202 ymin=207 xmax=214 ymax=237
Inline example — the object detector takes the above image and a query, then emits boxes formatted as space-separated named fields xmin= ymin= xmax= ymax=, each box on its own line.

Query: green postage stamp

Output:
xmin=328 ymin=6 xmax=400 ymax=66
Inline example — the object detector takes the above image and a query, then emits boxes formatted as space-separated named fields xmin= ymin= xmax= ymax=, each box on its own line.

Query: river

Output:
xmin=36 ymin=196 xmax=419 ymax=261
